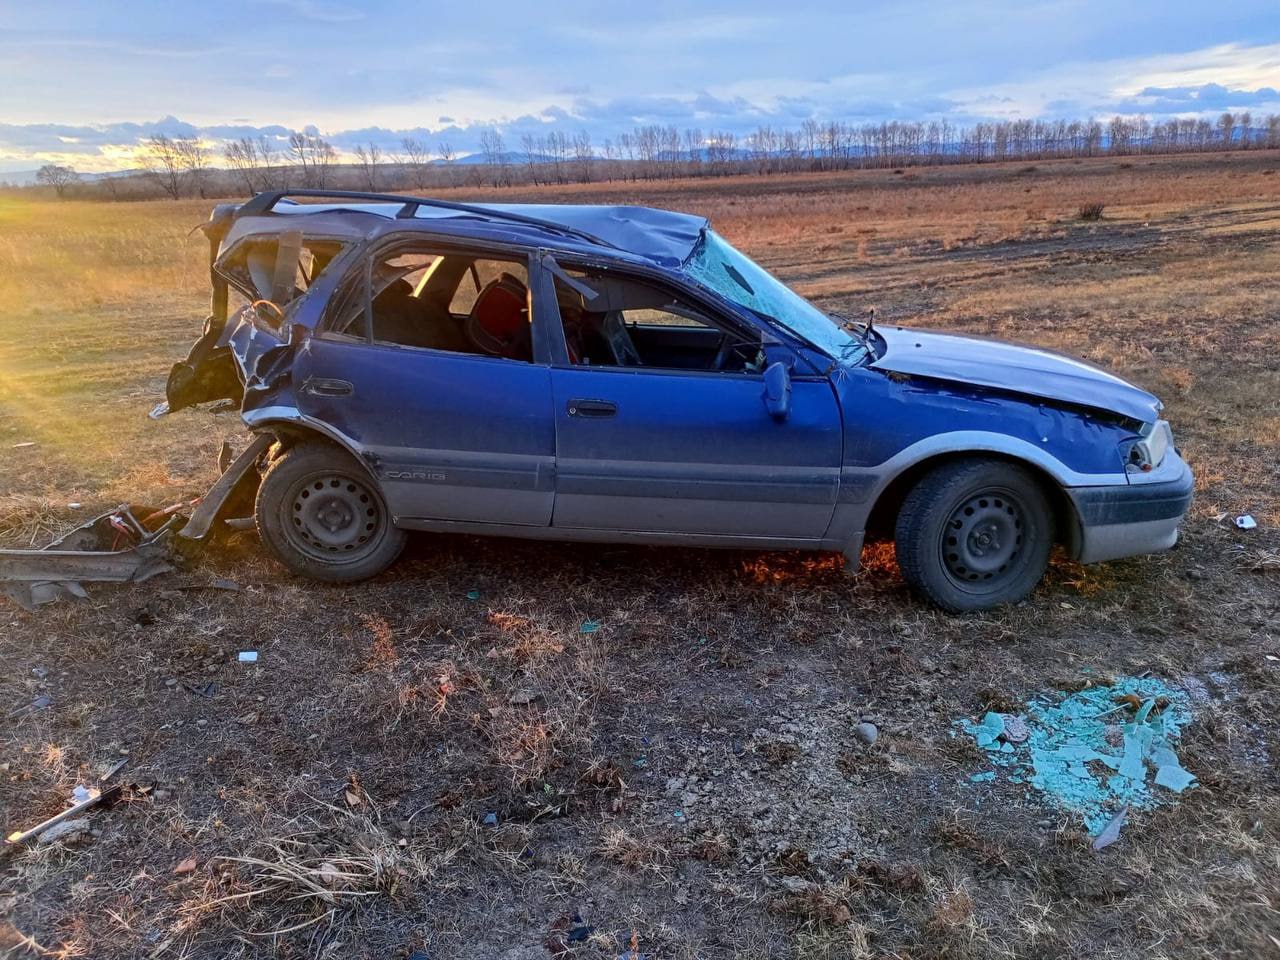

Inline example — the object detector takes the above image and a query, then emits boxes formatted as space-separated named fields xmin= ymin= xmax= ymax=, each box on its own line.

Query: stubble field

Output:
xmin=1 ymin=152 xmax=1278 ymax=959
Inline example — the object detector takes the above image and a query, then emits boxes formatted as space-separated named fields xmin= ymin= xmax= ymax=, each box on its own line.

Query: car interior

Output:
xmin=322 ymin=248 xmax=764 ymax=372
xmin=319 ymin=250 xmax=533 ymax=359
xmin=553 ymin=268 xmax=764 ymax=372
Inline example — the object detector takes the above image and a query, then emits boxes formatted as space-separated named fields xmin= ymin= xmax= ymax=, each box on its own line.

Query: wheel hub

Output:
xmin=288 ymin=474 xmax=382 ymax=556
xmin=942 ymin=491 xmax=1025 ymax=585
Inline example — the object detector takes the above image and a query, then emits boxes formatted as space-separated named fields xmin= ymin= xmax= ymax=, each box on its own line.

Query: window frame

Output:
xmin=316 ymin=234 xmax=545 ymax=365
xmin=537 ymin=251 xmax=779 ymax=380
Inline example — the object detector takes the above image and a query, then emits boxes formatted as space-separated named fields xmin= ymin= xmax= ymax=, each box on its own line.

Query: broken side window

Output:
xmin=215 ymin=234 xmax=347 ymax=331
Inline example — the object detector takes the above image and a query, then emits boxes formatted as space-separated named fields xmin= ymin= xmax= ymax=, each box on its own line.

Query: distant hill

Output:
xmin=0 ymin=168 xmax=141 ymax=187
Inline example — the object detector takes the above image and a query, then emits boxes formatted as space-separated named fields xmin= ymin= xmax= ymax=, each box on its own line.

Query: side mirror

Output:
xmin=762 ymin=361 xmax=792 ymax=422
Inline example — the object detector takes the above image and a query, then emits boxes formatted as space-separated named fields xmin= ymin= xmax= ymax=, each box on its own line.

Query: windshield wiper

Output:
xmin=830 ymin=309 xmax=875 ymax=344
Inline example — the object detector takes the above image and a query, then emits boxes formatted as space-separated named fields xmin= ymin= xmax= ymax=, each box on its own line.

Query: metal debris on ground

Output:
xmin=5 ymin=784 xmax=123 ymax=846
xmin=0 ymin=503 xmax=182 ymax=611
xmin=958 ymin=676 xmax=1197 ymax=836
xmin=8 ymin=694 xmax=52 ymax=720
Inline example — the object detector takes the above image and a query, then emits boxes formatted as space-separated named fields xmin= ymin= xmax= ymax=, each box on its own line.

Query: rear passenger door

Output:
xmin=295 ymin=240 xmax=557 ymax=526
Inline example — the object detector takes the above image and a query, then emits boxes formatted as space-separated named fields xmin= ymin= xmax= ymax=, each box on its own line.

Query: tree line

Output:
xmin=22 ymin=110 xmax=1280 ymax=201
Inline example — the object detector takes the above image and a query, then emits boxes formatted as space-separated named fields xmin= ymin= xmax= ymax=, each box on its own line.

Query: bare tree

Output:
xmin=401 ymin=137 xmax=430 ymax=189
xmin=176 ymin=136 xmax=211 ymax=198
xmin=141 ymin=134 xmax=186 ymax=199
xmin=288 ymin=131 xmax=336 ymax=188
xmin=520 ymin=133 xmax=543 ymax=185
xmin=573 ymin=131 xmax=593 ymax=182
xmin=35 ymin=164 xmax=80 ymax=198
xmin=224 ymin=137 xmax=260 ymax=193
xmin=257 ymin=136 xmax=282 ymax=188
xmin=353 ymin=141 xmax=382 ymax=191
xmin=1218 ymin=112 xmax=1236 ymax=148
xmin=437 ymin=141 xmax=456 ymax=187
xmin=478 ymin=128 xmax=507 ymax=187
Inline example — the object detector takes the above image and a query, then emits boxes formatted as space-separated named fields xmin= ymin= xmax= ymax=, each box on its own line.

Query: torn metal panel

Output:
xmin=0 ymin=506 xmax=179 ymax=610
xmin=178 ymin=433 xmax=274 ymax=541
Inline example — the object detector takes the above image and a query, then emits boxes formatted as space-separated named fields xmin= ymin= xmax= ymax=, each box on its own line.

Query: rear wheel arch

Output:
xmin=251 ymin=419 xmax=382 ymax=485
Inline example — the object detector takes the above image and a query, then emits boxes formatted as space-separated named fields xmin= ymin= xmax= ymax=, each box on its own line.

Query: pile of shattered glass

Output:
xmin=958 ymin=675 xmax=1197 ymax=836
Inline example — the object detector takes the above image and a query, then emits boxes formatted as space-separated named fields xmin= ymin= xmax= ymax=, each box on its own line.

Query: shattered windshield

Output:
xmin=684 ymin=230 xmax=865 ymax=362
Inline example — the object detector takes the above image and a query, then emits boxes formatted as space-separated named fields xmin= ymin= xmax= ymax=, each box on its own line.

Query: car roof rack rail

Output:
xmin=236 ymin=189 xmax=617 ymax=250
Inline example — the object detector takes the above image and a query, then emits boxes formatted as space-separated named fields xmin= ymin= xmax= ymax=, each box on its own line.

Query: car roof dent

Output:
xmin=219 ymin=193 xmax=709 ymax=267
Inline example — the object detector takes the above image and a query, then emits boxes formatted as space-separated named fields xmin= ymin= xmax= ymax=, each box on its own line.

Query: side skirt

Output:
xmin=394 ymin=515 xmax=846 ymax=553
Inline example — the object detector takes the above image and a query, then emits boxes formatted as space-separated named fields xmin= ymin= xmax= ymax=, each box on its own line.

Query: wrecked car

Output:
xmin=158 ymin=189 xmax=1193 ymax=611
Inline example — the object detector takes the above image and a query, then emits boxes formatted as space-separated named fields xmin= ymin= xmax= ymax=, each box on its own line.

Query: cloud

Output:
xmin=254 ymin=0 xmax=364 ymax=23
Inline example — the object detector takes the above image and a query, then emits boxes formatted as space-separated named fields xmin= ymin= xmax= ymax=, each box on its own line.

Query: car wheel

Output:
xmin=894 ymin=459 xmax=1053 ymax=612
xmin=255 ymin=442 xmax=406 ymax=582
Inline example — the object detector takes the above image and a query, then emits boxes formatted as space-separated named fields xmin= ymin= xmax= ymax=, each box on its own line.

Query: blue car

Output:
xmin=160 ymin=189 xmax=1193 ymax=611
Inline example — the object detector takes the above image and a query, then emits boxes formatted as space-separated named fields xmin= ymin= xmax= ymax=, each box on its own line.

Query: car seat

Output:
xmin=466 ymin=274 xmax=530 ymax=360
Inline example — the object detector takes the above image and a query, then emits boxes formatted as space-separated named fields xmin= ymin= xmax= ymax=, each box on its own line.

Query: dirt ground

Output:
xmin=1 ymin=153 xmax=1278 ymax=959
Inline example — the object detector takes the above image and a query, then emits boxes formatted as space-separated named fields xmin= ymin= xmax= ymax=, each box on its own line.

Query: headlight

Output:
xmin=1126 ymin=420 xmax=1172 ymax=473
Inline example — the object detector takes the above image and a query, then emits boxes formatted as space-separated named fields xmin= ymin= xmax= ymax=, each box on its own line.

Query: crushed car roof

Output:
xmin=217 ymin=191 xmax=710 ymax=266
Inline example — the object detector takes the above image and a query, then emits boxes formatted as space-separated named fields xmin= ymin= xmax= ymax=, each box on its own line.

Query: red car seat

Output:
xmin=466 ymin=274 xmax=530 ymax=360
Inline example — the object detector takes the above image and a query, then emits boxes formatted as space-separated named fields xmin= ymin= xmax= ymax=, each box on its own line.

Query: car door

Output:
xmin=295 ymin=241 xmax=556 ymax=526
xmin=541 ymin=257 xmax=843 ymax=541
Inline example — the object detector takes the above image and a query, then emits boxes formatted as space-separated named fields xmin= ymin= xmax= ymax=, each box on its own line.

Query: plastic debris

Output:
xmin=1000 ymin=714 xmax=1030 ymax=743
xmin=483 ymin=812 xmax=499 ymax=827
xmin=237 ymin=651 xmax=258 ymax=663
xmin=1235 ymin=515 xmax=1258 ymax=530
xmin=958 ymin=676 xmax=1196 ymax=835
xmin=580 ymin=620 xmax=601 ymax=633
xmin=970 ymin=771 xmax=996 ymax=783
xmin=1092 ymin=804 xmax=1129 ymax=851
xmin=465 ymin=589 xmax=481 ymax=601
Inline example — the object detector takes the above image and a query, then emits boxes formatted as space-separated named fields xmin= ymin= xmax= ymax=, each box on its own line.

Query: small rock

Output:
xmin=164 ymin=678 xmax=177 ymax=688
xmin=507 ymin=689 xmax=540 ymax=705
xmin=38 ymin=818 xmax=91 ymax=846
xmin=854 ymin=722 xmax=879 ymax=745
xmin=31 ymin=667 xmax=48 ymax=680
xmin=779 ymin=876 xmax=812 ymax=894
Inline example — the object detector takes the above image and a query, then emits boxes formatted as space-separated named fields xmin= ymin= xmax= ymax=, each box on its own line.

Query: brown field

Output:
xmin=1 ymin=152 xmax=1279 ymax=959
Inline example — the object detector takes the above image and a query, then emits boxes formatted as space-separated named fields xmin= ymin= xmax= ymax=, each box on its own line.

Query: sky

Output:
xmin=1 ymin=0 xmax=1279 ymax=173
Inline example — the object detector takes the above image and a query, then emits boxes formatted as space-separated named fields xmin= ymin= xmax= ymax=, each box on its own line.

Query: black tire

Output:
xmin=894 ymin=459 xmax=1053 ymax=612
xmin=255 ymin=442 xmax=406 ymax=582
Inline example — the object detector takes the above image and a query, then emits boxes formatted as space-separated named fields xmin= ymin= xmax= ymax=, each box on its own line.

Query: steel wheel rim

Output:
xmin=283 ymin=471 xmax=386 ymax=562
xmin=940 ymin=488 xmax=1026 ymax=591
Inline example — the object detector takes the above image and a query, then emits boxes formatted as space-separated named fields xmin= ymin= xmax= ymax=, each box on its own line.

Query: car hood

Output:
xmin=868 ymin=326 xmax=1161 ymax=423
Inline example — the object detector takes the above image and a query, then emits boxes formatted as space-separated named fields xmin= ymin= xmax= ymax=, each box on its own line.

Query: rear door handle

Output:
xmin=567 ymin=399 xmax=617 ymax=418
xmin=302 ymin=377 xmax=354 ymax=398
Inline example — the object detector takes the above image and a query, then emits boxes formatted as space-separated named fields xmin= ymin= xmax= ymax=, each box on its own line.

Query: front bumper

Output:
xmin=1067 ymin=451 xmax=1195 ymax=564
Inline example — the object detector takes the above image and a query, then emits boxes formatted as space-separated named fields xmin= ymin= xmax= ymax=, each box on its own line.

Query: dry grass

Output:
xmin=1 ymin=153 xmax=1279 ymax=959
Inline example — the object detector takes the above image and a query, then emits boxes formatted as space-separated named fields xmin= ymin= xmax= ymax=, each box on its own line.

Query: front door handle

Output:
xmin=302 ymin=377 xmax=354 ymax=398
xmin=567 ymin=399 xmax=617 ymax=418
